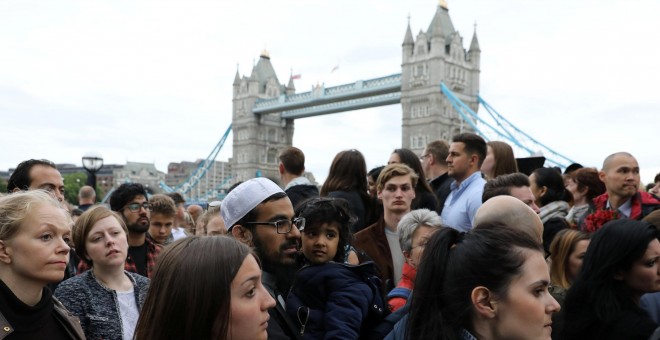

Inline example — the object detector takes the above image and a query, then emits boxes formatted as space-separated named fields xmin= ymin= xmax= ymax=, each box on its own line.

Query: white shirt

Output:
xmin=117 ymin=289 xmax=139 ymax=340
xmin=385 ymin=228 xmax=403 ymax=286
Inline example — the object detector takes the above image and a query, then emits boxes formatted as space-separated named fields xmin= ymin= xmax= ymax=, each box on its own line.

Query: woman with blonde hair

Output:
xmin=549 ymin=229 xmax=591 ymax=291
xmin=548 ymin=229 xmax=590 ymax=337
xmin=0 ymin=190 xmax=85 ymax=339
xmin=55 ymin=205 xmax=150 ymax=340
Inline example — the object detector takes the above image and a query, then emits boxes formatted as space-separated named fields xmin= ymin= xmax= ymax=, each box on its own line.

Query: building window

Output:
xmin=267 ymin=149 xmax=277 ymax=164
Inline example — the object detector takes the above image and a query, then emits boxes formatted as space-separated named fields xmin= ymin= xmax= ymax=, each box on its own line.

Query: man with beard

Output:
xmin=222 ymin=177 xmax=303 ymax=340
xmin=78 ymin=183 xmax=161 ymax=278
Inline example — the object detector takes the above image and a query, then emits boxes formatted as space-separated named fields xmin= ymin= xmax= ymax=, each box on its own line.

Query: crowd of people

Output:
xmin=1 ymin=133 xmax=660 ymax=339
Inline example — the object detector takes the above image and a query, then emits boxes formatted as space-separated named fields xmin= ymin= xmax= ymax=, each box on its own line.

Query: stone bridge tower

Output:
xmin=400 ymin=2 xmax=481 ymax=155
xmin=231 ymin=50 xmax=295 ymax=182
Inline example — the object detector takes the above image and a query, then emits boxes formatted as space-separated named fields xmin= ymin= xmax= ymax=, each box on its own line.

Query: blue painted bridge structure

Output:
xmin=167 ymin=3 xmax=576 ymax=200
xmin=252 ymin=74 xmax=574 ymax=168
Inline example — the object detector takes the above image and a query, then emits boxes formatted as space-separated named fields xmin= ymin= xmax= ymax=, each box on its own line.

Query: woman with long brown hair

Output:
xmin=134 ymin=236 xmax=275 ymax=339
xmin=321 ymin=149 xmax=371 ymax=232
xmin=480 ymin=141 xmax=518 ymax=180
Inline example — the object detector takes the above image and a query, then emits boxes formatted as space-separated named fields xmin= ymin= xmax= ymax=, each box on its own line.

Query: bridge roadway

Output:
xmin=252 ymin=73 xmax=402 ymax=119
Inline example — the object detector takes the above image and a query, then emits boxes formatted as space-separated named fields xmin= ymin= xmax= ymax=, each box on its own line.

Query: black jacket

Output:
xmin=286 ymin=184 xmax=319 ymax=210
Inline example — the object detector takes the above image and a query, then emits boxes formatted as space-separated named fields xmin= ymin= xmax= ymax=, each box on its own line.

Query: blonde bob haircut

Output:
xmin=0 ymin=190 xmax=68 ymax=241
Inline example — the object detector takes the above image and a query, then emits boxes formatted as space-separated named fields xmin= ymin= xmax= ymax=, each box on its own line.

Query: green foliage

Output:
xmin=62 ymin=173 xmax=107 ymax=205
xmin=0 ymin=177 xmax=7 ymax=193
xmin=63 ymin=173 xmax=87 ymax=205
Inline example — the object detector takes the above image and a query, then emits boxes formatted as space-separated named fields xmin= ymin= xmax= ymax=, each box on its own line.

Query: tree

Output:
xmin=63 ymin=173 xmax=87 ymax=205
xmin=62 ymin=173 xmax=108 ymax=205
xmin=0 ymin=177 xmax=7 ymax=193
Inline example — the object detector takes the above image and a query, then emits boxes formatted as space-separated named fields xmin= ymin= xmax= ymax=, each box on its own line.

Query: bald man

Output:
xmin=595 ymin=152 xmax=659 ymax=220
xmin=473 ymin=195 xmax=543 ymax=244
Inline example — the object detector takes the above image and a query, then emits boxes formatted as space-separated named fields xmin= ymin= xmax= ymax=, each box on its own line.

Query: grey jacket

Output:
xmin=54 ymin=270 xmax=150 ymax=340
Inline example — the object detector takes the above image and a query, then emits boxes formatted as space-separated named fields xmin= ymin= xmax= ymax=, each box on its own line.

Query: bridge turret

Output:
xmin=231 ymin=52 xmax=295 ymax=182
xmin=467 ymin=28 xmax=481 ymax=97
xmin=248 ymin=65 xmax=259 ymax=96
xmin=468 ymin=29 xmax=481 ymax=65
xmin=401 ymin=0 xmax=478 ymax=154
xmin=402 ymin=21 xmax=414 ymax=63
xmin=286 ymin=75 xmax=296 ymax=95
xmin=232 ymin=67 xmax=241 ymax=96
xmin=429 ymin=8 xmax=445 ymax=57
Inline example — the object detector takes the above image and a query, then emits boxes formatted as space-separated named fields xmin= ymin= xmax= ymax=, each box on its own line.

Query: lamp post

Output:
xmin=82 ymin=152 xmax=104 ymax=195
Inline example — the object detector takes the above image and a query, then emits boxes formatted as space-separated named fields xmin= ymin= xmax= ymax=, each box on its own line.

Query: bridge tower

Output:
xmin=400 ymin=2 xmax=481 ymax=154
xmin=232 ymin=50 xmax=295 ymax=182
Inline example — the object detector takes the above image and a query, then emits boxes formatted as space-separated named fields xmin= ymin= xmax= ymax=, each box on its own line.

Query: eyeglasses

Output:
xmin=419 ymin=154 xmax=431 ymax=161
xmin=123 ymin=202 xmax=152 ymax=212
xmin=246 ymin=217 xmax=306 ymax=234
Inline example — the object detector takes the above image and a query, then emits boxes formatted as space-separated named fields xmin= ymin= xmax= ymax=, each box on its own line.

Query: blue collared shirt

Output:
xmin=441 ymin=171 xmax=486 ymax=232
xmin=606 ymin=197 xmax=632 ymax=218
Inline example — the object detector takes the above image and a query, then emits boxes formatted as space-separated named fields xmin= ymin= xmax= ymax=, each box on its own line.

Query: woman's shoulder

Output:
xmin=606 ymin=308 xmax=658 ymax=339
xmin=55 ymin=271 xmax=94 ymax=294
xmin=126 ymin=271 xmax=150 ymax=285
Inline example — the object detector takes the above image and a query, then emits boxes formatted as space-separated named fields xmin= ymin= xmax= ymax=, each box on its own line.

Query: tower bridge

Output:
xmin=167 ymin=2 xmax=574 ymax=201
xmin=231 ymin=2 xmax=482 ymax=182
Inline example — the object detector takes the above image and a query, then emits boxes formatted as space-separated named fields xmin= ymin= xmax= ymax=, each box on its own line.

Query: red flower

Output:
xmin=584 ymin=209 xmax=619 ymax=233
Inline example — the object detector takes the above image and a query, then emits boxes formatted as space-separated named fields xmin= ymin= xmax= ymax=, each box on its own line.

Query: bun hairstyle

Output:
xmin=531 ymin=167 xmax=572 ymax=206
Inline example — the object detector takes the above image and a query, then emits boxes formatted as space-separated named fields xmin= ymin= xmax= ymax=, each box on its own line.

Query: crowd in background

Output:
xmin=1 ymin=133 xmax=660 ymax=339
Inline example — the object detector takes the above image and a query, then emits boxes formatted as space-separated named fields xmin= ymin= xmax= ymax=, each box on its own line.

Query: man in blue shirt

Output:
xmin=441 ymin=133 xmax=487 ymax=231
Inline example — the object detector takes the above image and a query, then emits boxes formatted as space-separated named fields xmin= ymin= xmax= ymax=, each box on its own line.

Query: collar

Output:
xmin=450 ymin=171 xmax=483 ymax=191
xmin=284 ymin=176 xmax=312 ymax=190
xmin=606 ymin=197 xmax=633 ymax=218
xmin=458 ymin=328 xmax=478 ymax=340
xmin=429 ymin=172 xmax=449 ymax=183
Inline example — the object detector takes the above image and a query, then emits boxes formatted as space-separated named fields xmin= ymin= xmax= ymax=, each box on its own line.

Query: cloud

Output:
xmin=1 ymin=0 xmax=659 ymax=186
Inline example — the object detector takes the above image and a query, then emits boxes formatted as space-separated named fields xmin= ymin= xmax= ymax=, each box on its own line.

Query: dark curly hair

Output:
xmin=295 ymin=197 xmax=355 ymax=262
xmin=109 ymin=183 xmax=149 ymax=212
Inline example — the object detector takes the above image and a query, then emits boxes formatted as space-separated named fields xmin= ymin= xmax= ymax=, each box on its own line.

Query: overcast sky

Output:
xmin=1 ymin=0 xmax=659 ymax=185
